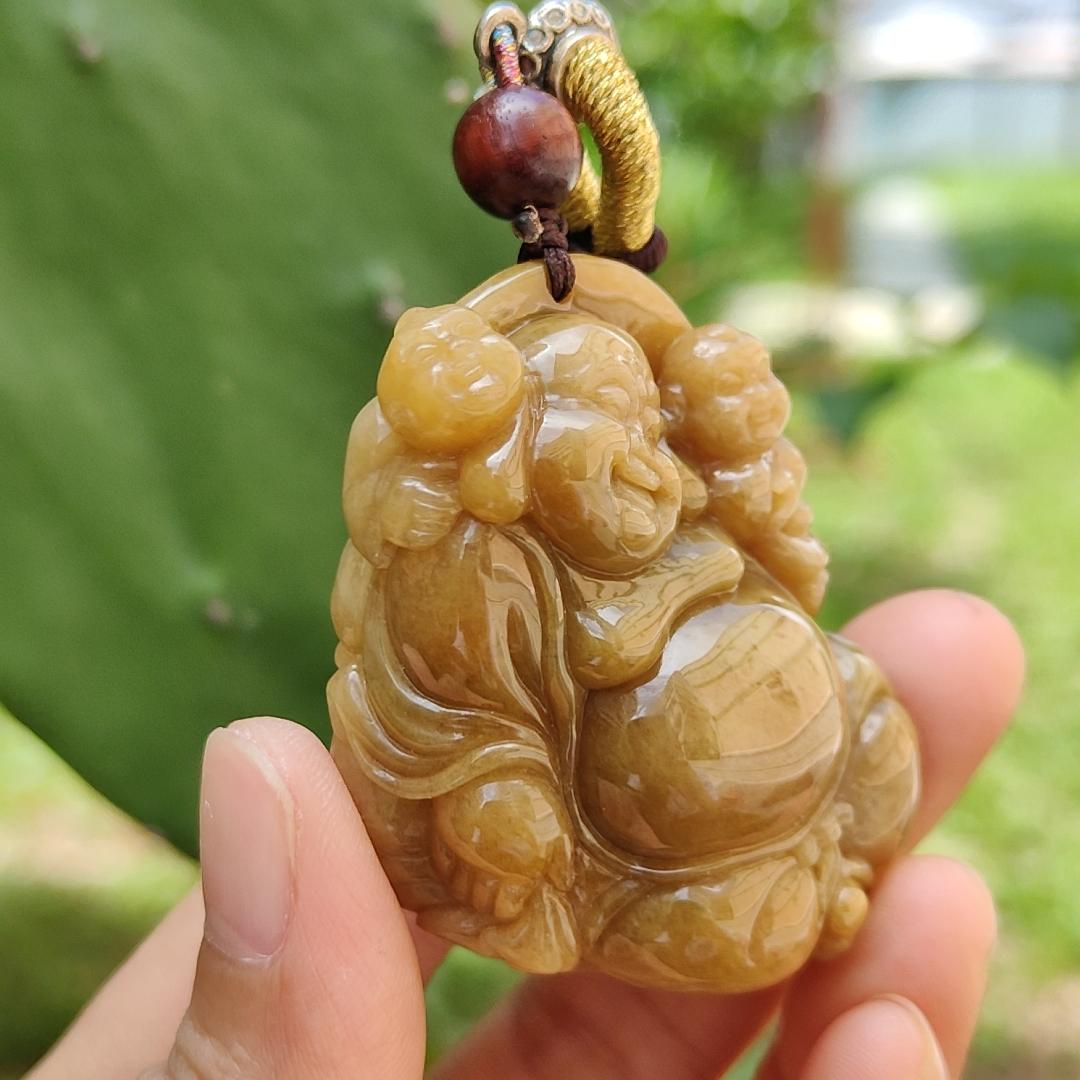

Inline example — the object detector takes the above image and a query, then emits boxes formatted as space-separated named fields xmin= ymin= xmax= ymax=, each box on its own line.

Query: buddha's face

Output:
xmin=512 ymin=315 xmax=681 ymax=575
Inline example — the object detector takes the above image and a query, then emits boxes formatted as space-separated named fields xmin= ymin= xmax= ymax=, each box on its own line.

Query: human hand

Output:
xmin=30 ymin=589 xmax=1023 ymax=1080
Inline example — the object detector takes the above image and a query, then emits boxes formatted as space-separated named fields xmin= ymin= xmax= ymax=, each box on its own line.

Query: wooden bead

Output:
xmin=453 ymin=84 xmax=582 ymax=220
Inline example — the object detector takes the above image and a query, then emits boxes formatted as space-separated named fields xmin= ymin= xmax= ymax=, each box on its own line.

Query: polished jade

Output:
xmin=328 ymin=256 xmax=919 ymax=992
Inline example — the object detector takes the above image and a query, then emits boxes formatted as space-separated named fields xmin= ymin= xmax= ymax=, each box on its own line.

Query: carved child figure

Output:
xmin=328 ymin=256 xmax=919 ymax=993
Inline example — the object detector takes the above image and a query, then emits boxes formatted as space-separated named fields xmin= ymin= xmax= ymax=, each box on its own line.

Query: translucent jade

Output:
xmin=328 ymin=255 xmax=919 ymax=992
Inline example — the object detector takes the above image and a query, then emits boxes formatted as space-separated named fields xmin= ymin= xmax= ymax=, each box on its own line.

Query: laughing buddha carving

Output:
xmin=328 ymin=256 xmax=919 ymax=993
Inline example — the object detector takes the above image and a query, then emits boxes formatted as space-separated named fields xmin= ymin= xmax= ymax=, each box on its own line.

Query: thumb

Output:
xmin=147 ymin=718 xmax=426 ymax=1080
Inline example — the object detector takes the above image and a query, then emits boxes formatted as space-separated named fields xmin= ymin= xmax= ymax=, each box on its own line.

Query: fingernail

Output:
xmin=200 ymin=727 xmax=295 ymax=961
xmin=872 ymin=994 xmax=950 ymax=1079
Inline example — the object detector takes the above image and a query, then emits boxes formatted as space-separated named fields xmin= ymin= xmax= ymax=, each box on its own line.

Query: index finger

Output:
xmin=842 ymin=588 xmax=1024 ymax=846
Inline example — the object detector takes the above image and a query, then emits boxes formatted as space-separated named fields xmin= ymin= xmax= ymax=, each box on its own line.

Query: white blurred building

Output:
xmin=825 ymin=0 xmax=1080 ymax=176
xmin=731 ymin=1 xmax=1079 ymax=340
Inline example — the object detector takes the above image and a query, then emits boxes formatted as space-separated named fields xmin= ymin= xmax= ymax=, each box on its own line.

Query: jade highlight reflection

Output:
xmin=328 ymin=256 xmax=919 ymax=992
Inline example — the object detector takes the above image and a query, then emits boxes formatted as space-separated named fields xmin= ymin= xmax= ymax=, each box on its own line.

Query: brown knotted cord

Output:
xmin=567 ymin=224 xmax=669 ymax=273
xmin=514 ymin=206 xmax=575 ymax=302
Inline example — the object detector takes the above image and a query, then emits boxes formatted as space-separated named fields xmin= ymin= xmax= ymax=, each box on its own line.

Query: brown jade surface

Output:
xmin=328 ymin=255 xmax=920 ymax=992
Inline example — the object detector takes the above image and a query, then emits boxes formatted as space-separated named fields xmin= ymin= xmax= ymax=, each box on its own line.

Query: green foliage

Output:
xmin=426 ymin=951 xmax=522 ymax=1065
xmin=935 ymin=171 xmax=1080 ymax=369
xmin=623 ymin=0 xmax=830 ymax=172
xmin=808 ymin=351 xmax=1080 ymax=1069
xmin=0 ymin=0 xmax=507 ymax=853
xmin=811 ymin=356 xmax=1080 ymax=987
xmin=614 ymin=0 xmax=831 ymax=321
xmin=653 ymin=149 xmax=815 ymax=320
xmin=0 ymin=706 xmax=195 ymax=1072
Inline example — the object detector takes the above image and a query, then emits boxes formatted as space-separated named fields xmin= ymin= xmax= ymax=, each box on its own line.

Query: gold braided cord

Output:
xmin=557 ymin=35 xmax=659 ymax=255
xmin=561 ymin=155 xmax=600 ymax=234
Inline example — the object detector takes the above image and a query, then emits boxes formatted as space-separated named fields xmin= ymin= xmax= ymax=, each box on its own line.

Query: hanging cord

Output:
xmin=512 ymin=206 xmax=575 ymax=301
xmin=554 ymin=34 xmax=667 ymax=269
xmin=463 ymin=2 xmax=667 ymax=298
xmin=490 ymin=22 xmax=577 ymax=301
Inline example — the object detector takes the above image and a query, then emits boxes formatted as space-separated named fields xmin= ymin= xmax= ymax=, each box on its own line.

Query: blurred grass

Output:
xmin=935 ymin=170 xmax=1080 ymax=369
xmin=425 ymin=952 xmax=521 ymax=1066
xmin=0 ymin=705 xmax=196 ymax=1075
xmin=808 ymin=351 xmax=1080 ymax=1077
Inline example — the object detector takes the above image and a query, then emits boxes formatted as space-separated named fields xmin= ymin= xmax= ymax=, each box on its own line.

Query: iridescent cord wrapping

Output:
xmin=491 ymin=24 xmax=524 ymax=87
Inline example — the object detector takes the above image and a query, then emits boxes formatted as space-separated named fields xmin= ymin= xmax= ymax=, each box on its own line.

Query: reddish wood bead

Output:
xmin=453 ymin=84 xmax=582 ymax=220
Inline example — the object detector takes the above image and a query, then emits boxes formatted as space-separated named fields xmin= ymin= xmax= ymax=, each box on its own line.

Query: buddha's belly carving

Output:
xmin=578 ymin=597 xmax=847 ymax=863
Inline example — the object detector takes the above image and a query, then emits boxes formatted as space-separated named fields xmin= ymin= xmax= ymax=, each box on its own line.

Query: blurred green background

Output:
xmin=1 ymin=0 xmax=1078 ymax=1076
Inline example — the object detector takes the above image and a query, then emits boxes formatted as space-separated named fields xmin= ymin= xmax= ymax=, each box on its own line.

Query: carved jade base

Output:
xmin=328 ymin=255 xmax=919 ymax=993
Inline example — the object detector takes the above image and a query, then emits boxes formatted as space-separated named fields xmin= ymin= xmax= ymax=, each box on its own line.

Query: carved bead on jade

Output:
xmin=328 ymin=255 xmax=920 ymax=993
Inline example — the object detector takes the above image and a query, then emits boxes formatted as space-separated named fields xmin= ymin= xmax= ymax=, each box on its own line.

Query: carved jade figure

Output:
xmin=328 ymin=257 xmax=920 ymax=992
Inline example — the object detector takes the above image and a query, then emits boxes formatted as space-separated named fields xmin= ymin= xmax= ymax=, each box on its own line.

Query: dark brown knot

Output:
xmin=515 ymin=206 xmax=575 ymax=303
xmin=566 ymin=225 xmax=669 ymax=275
